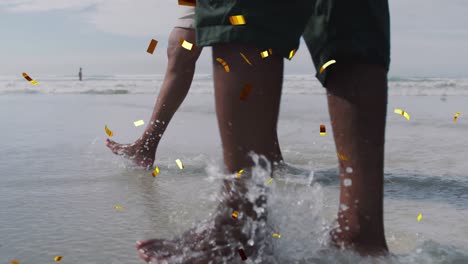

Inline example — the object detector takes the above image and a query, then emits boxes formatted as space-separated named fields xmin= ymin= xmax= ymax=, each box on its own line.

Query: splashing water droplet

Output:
xmin=340 ymin=204 xmax=349 ymax=211
xmin=343 ymin=179 xmax=352 ymax=187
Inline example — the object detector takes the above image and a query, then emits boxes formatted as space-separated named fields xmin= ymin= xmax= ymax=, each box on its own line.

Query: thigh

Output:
xmin=303 ymin=0 xmax=391 ymax=87
xmin=167 ymin=28 xmax=203 ymax=67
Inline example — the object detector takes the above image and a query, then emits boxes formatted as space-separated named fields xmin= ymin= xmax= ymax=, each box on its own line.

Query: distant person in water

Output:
xmin=105 ymin=7 xmax=284 ymax=169
xmin=79 ymin=68 xmax=82 ymax=81
xmin=135 ymin=0 xmax=391 ymax=263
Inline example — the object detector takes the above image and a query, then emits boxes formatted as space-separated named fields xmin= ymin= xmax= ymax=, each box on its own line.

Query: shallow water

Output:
xmin=1 ymin=87 xmax=468 ymax=263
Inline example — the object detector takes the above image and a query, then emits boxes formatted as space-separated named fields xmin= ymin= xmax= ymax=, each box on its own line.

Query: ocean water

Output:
xmin=1 ymin=75 xmax=467 ymax=264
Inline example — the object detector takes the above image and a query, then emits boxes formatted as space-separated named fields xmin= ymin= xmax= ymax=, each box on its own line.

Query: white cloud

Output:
xmin=2 ymin=0 xmax=467 ymax=39
xmin=88 ymin=0 xmax=182 ymax=37
xmin=1 ymin=0 xmax=188 ymax=37
xmin=0 ymin=0 xmax=101 ymax=12
xmin=1 ymin=0 xmax=467 ymax=76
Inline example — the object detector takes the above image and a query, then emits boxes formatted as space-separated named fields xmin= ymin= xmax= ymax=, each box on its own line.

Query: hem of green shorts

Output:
xmin=313 ymin=45 xmax=391 ymax=88
xmin=196 ymin=25 xmax=300 ymax=59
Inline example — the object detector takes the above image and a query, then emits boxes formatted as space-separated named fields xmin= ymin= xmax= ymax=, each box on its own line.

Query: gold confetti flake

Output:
xmin=180 ymin=39 xmax=194 ymax=51
xmin=54 ymin=256 xmax=63 ymax=262
xmin=454 ymin=112 xmax=461 ymax=122
xmin=288 ymin=49 xmax=297 ymax=60
xmin=22 ymin=72 xmax=39 ymax=85
xmin=105 ymin=125 xmax=113 ymax=137
xmin=320 ymin=124 xmax=326 ymax=136
xmin=319 ymin=60 xmax=336 ymax=74
xmin=239 ymin=52 xmax=253 ymax=66
xmin=260 ymin=49 xmax=273 ymax=59
xmin=237 ymin=169 xmax=244 ymax=178
xmin=272 ymin=233 xmax=281 ymax=238
xmin=134 ymin=120 xmax=145 ymax=127
xmin=147 ymin=39 xmax=158 ymax=54
xmin=11 ymin=260 xmax=20 ymax=264
xmin=152 ymin=166 xmax=160 ymax=177
xmin=394 ymin=109 xmax=410 ymax=121
xmin=240 ymin=83 xmax=253 ymax=101
xmin=216 ymin=58 xmax=230 ymax=72
xmin=175 ymin=159 xmax=184 ymax=169
xmin=229 ymin=15 xmax=246 ymax=25
xmin=114 ymin=205 xmax=123 ymax=210
xmin=231 ymin=210 xmax=239 ymax=219
xmin=417 ymin=213 xmax=423 ymax=222
xmin=178 ymin=0 xmax=196 ymax=6
xmin=337 ymin=152 xmax=348 ymax=161
xmin=265 ymin=178 xmax=273 ymax=185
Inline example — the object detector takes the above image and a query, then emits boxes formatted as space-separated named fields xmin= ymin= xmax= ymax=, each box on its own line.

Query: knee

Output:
xmin=166 ymin=46 xmax=199 ymax=71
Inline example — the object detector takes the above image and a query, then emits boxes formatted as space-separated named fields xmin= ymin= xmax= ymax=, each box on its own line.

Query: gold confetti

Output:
xmin=11 ymin=260 xmax=20 ymax=264
xmin=417 ymin=213 xmax=423 ymax=222
xmin=454 ymin=112 xmax=461 ymax=122
xmin=288 ymin=49 xmax=297 ymax=60
xmin=180 ymin=39 xmax=194 ymax=51
xmin=265 ymin=178 xmax=273 ymax=185
xmin=272 ymin=233 xmax=281 ymax=238
xmin=231 ymin=210 xmax=239 ymax=219
xmin=216 ymin=58 xmax=230 ymax=72
xmin=239 ymin=52 xmax=252 ymax=66
xmin=394 ymin=109 xmax=410 ymax=121
xmin=152 ymin=166 xmax=160 ymax=177
xmin=134 ymin=120 xmax=145 ymax=127
xmin=22 ymin=72 xmax=39 ymax=85
xmin=54 ymin=256 xmax=63 ymax=262
xmin=114 ymin=205 xmax=123 ymax=210
xmin=319 ymin=60 xmax=337 ymax=74
xmin=237 ymin=169 xmax=244 ymax=178
xmin=178 ymin=0 xmax=196 ymax=6
xmin=229 ymin=15 xmax=246 ymax=25
xmin=337 ymin=152 xmax=348 ymax=161
xmin=320 ymin=124 xmax=326 ymax=136
xmin=240 ymin=83 xmax=253 ymax=101
xmin=147 ymin=39 xmax=158 ymax=54
xmin=105 ymin=125 xmax=113 ymax=137
xmin=260 ymin=49 xmax=273 ymax=59
xmin=175 ymin=159 xmax=184 ymax=169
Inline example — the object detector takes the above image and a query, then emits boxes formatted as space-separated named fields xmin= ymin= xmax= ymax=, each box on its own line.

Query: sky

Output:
xmin=0 ymin=0 xmax=467 ymax=77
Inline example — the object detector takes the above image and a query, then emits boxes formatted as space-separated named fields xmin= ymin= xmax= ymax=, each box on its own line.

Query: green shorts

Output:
xmin=195 ymin=0 xmax=390 ymax=87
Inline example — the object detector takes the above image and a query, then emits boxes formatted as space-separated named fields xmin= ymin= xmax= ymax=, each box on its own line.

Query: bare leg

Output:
xmin=137 ymin=44 xmax=284 ymax=263
xmin=212 ymin=45 xmax=284 ymax=172
xmin=327 ymin=63 xmax=388 ymax=255
xmin=106 ymin=27 xmax=203 ymax=168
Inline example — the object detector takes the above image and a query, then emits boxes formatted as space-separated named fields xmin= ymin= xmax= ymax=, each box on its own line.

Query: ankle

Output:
xmin=139 ymin=134 xmax=160 ymax=147
xmin=335 ymin=210 xmax=385 ymax=243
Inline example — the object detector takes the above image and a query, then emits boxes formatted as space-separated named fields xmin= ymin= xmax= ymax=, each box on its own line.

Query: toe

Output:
xmin=138 ymin=248 xmax=151 ymax=262
xmin=106 ymin=140 xmax=125 ymax=155
xmin=136 ymin=239 xmax=158 ymax=250
xmin=106 ymin=139 xmax=117 ymax=149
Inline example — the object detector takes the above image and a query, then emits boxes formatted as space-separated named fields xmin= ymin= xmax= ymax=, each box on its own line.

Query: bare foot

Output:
xmin=136 ymin=222 xmax=234 ymax=264
xmin=136 ymin=171 xmax=271 ymax=263
xmin=106 ymin=137 xmax=157 ymax=169
xmin=136 ymin=239 xmax=177 ymax=264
